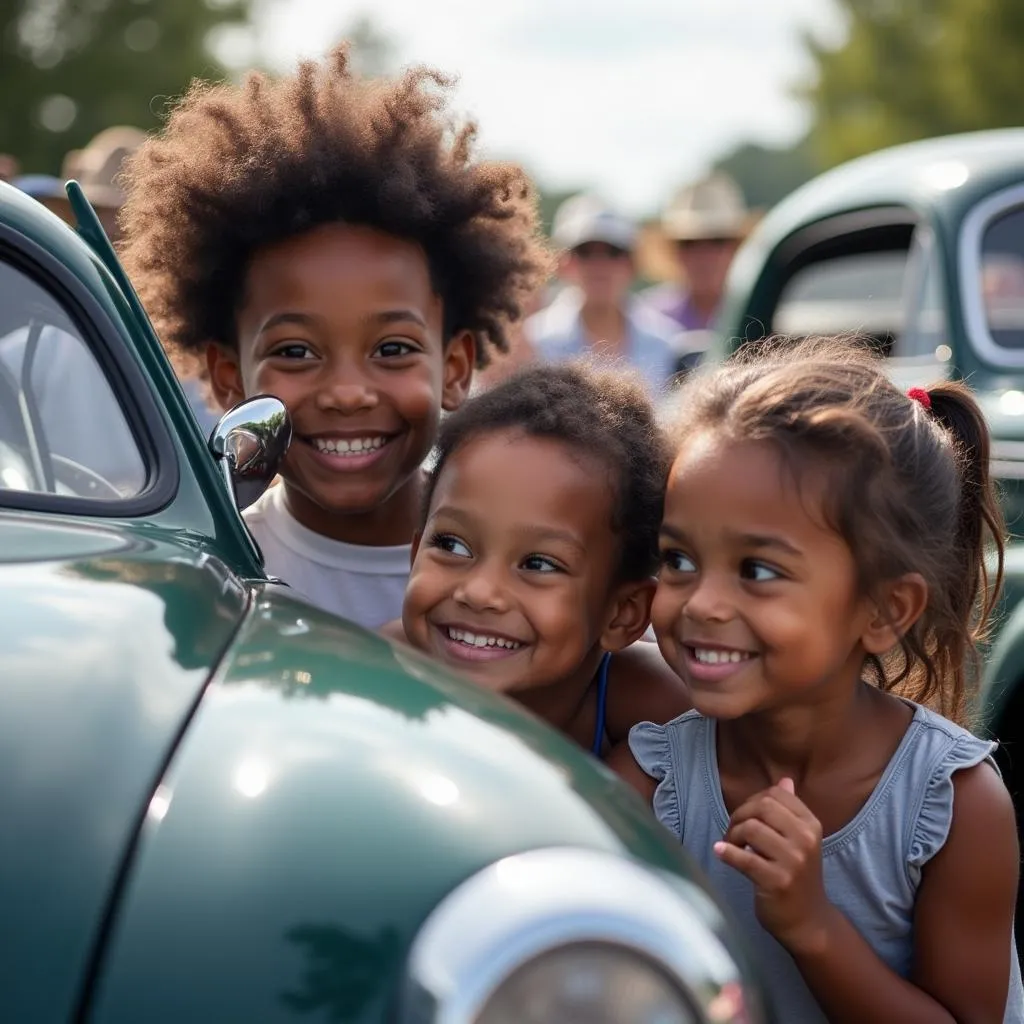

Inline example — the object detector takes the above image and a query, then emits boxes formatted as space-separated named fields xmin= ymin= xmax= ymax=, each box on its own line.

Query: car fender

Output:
xmin=85 ymin=586 xmax=731 ymax=1023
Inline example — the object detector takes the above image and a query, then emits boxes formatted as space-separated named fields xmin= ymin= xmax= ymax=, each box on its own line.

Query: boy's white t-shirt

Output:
xmin=243 ymin=484 xmax=411 ymax=631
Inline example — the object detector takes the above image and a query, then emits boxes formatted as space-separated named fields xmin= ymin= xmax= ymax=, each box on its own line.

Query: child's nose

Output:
xmin=315 ymin=380 xmax=379 ymax=414
xmin=454 ymin=563 xmax=508 ymax=613
xmin=682 ymin=572 xmax=734 ymax=624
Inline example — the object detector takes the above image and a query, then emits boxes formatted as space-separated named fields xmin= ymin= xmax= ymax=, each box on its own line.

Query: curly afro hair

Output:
xmin=424 ymin=362 xmax=672 ymax=581
xmin=118 ymin=44 xmax=552 ymax=376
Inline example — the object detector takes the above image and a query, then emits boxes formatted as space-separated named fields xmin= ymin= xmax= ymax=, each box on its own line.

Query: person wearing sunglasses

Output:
xmin=525 ymin=193 xmax=683 ymax=396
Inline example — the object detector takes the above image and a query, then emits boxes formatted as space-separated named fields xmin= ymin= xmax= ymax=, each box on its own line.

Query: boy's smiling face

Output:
xmin=208 ymin=223 xmax=474 ymax=545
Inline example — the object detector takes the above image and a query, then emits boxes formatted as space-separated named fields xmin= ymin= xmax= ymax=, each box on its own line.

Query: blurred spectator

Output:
xmin=642 ymin=173 xmax=750 ymax=370
xmin=15 ymin=126 xmax=147 ymax=243
xmin=9 ymin=126 xmax=220 ymax=436
xmin=525 ymin=194 xmax=682 ymax=395
xmin=11 ymin=174 xmax=63 ymax=208
xmin=472 ymin=284 xmax=550 ymax=392
xmin=0 ymin=155 xmax=19 ymax=183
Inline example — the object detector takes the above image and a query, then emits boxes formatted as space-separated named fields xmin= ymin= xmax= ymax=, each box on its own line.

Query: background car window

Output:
xmin=981 ymin=206 xmax=1024 ymax=351
xmin=892 ymin=224 xmax=950 ymax=363
xmin=773 ymin=250 xmax=909 ymax=345
xmin=0 ymin=259 xmax=145 ymax=499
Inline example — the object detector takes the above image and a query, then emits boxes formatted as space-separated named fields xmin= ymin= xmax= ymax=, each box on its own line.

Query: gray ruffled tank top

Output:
xmin=629 ymin=703 xmax=1024 ymax=1023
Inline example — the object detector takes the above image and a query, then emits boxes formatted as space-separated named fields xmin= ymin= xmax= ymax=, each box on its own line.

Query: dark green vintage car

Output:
xmin=709 ymin=127 xmax=1024 ymax=933
xmin=0 ymin=181 xmax=768 ymax=1023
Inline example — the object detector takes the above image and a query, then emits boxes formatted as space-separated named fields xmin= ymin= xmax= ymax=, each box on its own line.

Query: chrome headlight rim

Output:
xmin=399 ymin=845 xmax=762 ymax=1024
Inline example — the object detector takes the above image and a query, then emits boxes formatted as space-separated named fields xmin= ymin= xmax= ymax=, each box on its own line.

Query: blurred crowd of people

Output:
xmin=2 ymin=123 xmax=756 ymax=416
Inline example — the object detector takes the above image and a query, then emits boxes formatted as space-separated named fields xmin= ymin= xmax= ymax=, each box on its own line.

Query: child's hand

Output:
xmin=714 ymin=778 xmax=832 ymax=954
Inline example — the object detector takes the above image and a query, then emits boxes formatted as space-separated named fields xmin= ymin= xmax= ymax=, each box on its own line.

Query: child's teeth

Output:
xmin=446 ymin=627 xmax=521 ymax=650
xmin=694 ymin=648 xmax=749 ymax=664
xmin=313 ymin=436 xmax=387 ymax=455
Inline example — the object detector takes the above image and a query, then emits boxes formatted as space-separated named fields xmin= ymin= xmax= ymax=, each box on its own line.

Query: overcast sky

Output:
xmin=253 ymin=0 xmax=844 ymax=217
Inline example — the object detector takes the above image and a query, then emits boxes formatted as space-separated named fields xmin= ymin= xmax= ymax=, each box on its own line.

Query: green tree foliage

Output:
xmin=1 ymin=0 xmax=256 ymax=174
xmin=804 ymin=0 xmax=1024 ymax=168
xmin=712 ymin=137 xmax=820 ymax=210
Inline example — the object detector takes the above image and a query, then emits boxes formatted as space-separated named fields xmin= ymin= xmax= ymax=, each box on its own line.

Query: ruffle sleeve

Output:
xmin=628 ymin=720 xmax=681 ymax=840
xmin=908 ymin=732 xmax=998 ymax=875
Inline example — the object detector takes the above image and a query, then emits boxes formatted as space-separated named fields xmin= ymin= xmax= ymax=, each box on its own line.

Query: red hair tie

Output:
xmin=907 ymin=387 xmax=932 ymax=411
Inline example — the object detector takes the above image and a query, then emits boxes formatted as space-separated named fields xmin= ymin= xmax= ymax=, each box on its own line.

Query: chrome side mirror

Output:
xmin=209 ymin=395 xmax=292 ymax=511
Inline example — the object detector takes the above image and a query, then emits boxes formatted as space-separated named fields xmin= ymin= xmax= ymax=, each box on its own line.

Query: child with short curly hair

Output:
xmin=384 ymin=362 xmax=689 ymax=756
xmin=119 ymin=45 xmax=550 ymax=629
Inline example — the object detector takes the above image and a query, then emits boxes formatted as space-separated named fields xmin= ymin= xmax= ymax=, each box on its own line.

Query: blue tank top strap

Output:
xmin=592 ymin=652 xmax=612 ymax=756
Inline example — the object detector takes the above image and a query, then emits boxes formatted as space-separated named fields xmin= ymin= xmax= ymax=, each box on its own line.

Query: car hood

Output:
xmin=0 ymin=512 xmax=247 ymax=1022
xmin=85 ymin=586 xmax=735 ymax=1024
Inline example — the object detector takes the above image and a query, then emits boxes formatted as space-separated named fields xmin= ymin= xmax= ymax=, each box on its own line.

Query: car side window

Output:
xmin=768 ymin=216 xmax=952 ymax=387
xmin=0 ymin=258 xmax=146 ymax=499
xmin=773 ymin=250 xmax=909 ymax=349
xmin=980 ymin=205 xmax=1024 ymax=352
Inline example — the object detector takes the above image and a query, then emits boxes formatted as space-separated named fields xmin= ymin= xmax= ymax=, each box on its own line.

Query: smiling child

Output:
xmin=118 ymin=46 xmax=549 ymax=629
xmin=612 ymin=338 xmax=1023 ymax=1021
xmin=385 ymin=362 xmax=688 ymax=757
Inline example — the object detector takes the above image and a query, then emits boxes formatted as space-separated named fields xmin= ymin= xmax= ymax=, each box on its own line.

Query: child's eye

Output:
xmin=270 ymin=342 xmax=315 ymax=360
xmin=742 ymin=559 xmax=782 ymax=583
xmin=661 ymin=550 xmax=697 ymax=573
xmin=521 ymin=554 xmax=562 ymax=573
xmin=374 ymin=339 xmax=419 ymax=359
xmin=429 ymin=532 xmax=472 ymax=558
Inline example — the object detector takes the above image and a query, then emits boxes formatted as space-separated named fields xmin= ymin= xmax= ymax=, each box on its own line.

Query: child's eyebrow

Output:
xmin=518 ymin=527 xmax=587 ymax=555
xmin=659 ymin=523 xmax=803 ymax=559
xmin=258 ymin=311 xmax=317 ymax=334
xmin=730 ymin=531 xmax=803 ymax=558
xmin=660 ymin=524 xmax=688 ymax=544
xmin=370 ymin=309 xmax=427 ymax=328
xmin=432 ymin=505 xmax=587 ymax=555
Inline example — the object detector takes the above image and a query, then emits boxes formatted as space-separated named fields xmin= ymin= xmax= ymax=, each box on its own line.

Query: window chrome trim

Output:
xmin=959 ymin=182 xmax=1024 ymax=369
xmin=400 ymin=847 xmax=763 ymax=1024
xmin=0 ymin=221 xmax=178 ymax=516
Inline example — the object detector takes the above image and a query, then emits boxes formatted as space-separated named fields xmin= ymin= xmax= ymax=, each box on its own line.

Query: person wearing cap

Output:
xmin=643 ymin=172 xmax=749 ymax=336
xmin=525 ymin=194 xmax=683 ymax=395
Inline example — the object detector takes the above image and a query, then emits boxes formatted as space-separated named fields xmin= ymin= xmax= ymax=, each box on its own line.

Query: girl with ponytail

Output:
xmin=611 ymin=337 xmax=1024 ymax=1023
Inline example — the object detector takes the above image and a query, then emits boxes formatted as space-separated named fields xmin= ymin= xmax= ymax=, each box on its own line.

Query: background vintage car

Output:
xmin=0 ymin=181 xmax=766 ymax=1023
xmin=707 ymin=127 xmax=1024 ymax=939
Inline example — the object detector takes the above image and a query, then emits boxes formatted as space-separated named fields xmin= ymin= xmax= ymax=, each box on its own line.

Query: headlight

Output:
xmin=400 ymin=847 xmax=762 ymax=1024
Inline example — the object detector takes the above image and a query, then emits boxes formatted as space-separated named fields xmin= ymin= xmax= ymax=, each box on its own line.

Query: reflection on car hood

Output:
xmin=0 ymin=512 xmax=247 ymax=1022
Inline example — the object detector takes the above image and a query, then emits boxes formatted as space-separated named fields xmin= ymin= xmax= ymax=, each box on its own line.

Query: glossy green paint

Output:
xmin=0 ymin=181 xmax=262 ymax=578
xmin=0 ymin=512 xmax=246 ymax=1023
xmin=714 ymin=128 xmax=1024 ymax=387
xmin=87 ymin=588 xmax=724 ymax=1024
xmin=1 ymin=178 xmax=766 ymax=1022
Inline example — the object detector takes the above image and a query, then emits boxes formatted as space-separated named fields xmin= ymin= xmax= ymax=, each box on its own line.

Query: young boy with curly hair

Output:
xmin=118 ymin=46 xmax=550 ymax=629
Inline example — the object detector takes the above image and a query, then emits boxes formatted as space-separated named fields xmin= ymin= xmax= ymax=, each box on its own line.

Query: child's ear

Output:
xmin=441 ymin=330 xmax=475 ymax=412
xmin=600 ymin=577 xmax=656 ymax=652
xmin=861 ymin=572 xmax=929 ymax=655
xmin=206 ymin=342 xmax=244 ymax=410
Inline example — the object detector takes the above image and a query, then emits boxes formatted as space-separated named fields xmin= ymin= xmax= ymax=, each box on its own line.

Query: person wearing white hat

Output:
xmin=644 ymin=172 xmax=749 ymax=337
xmin=525 ymin=193 xmax=683 ymax=395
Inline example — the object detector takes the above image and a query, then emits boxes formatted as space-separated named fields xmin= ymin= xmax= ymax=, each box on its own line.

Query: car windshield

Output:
xmin=0 ymin=257 xmax=146 ymax=500
xmin=979 ymin=205 xmax=1024 ymax=352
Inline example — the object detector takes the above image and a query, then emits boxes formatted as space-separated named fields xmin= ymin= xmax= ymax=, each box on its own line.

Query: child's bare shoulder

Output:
xmin=605 ymin=640 xmax=690 ymax=743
